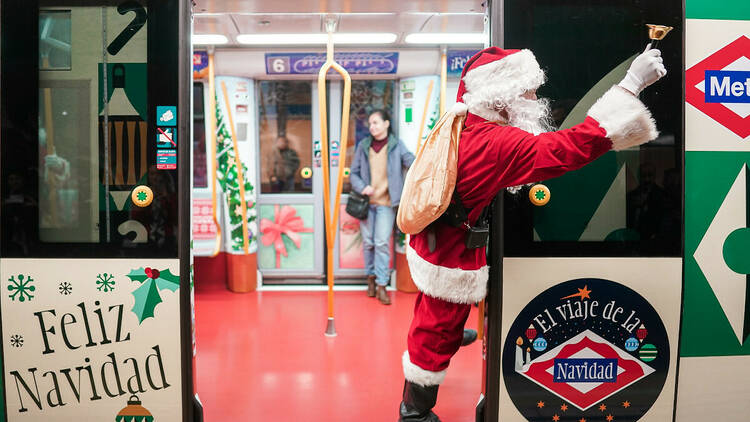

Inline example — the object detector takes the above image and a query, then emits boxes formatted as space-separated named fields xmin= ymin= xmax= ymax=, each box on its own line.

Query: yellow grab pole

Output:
xmin=319 ymin=29 xmax=351 ymax=337
xmin=208 ymin=50 xmax=222 ymax=257
xmin=415 ymin=79 xmax=434 ymax=154
xmin=42 ymin=56 xmax=60 ymax=226
xmin=477 ymin=299 xmax=485 ymax=340
xmin=440 ymin=48 xmax=447 ymax=116
xmin=221 ymin=80 xmax=250 ymax=255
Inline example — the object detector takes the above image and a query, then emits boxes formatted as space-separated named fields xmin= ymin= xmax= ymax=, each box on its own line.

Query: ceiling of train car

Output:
xmin=193 ymin=0 xmax=487 ymax=47
xmin=193 ymin=0 xmax=486 ymax=14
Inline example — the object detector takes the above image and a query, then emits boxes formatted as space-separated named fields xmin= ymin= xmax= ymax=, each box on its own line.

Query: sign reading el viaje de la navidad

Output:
xmin=503 ymin=278 xmax=669 ymax=422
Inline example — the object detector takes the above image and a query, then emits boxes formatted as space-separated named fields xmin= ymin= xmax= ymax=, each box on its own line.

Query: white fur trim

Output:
xmin=587 ymin=86 xmax=658 ymax=151
xmin=402 ymin=351 xmax=447 ymax=386
xmin=450 ymin=102 xmax=468 ymax=116
xmin=461 ymin=49 xmax=545 ymax=121
xmin=406 ymin=245 xmax=488 ymax=304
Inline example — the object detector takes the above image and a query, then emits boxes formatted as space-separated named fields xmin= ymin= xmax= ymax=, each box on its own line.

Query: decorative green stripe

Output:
xmin=687 ymin=0 xmax=750 ymax=20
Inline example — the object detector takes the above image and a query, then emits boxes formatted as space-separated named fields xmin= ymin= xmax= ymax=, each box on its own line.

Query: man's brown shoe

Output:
xmin=376 ymin=285 xmax=391 ymax=305
xmin=367 ymin=275 xmax=376 ymax=297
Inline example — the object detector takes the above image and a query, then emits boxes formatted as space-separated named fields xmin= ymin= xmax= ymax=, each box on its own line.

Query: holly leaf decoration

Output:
xmin=153 ymin=268 xmax=180 ymax=292
xmin=127 ymin=267 xmax=180 ymax=324
xmin=131 ymin=278 xmax=161 ymax=323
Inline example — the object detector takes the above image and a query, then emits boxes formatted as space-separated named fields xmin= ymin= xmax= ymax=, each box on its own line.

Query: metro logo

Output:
xmin=705 ymin=70 xmax=750 ymax=103
xmin=686 ymin=35 xmax=750 ymax=138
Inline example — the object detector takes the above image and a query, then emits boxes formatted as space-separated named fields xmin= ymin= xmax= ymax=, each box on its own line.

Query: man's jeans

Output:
xmin=360 ymin=205 xmax=394 ymax=286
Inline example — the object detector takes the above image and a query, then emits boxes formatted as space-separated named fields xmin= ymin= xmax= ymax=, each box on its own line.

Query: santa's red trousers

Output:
xmin=407 ymin=293 xmax=472 ymax=374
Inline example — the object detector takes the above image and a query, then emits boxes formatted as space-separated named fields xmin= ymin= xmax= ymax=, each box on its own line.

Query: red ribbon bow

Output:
xmin=260 ymin=205 xmax=313 ymax=267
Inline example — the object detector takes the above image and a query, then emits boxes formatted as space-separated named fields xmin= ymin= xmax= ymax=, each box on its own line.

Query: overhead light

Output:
xmin=405 ymin=32 xmax=485 ymax=45
xmin=193 ymin=34 xmax=228 ymax=45
xmin=236 ymin=33 xmax=397 ymax=45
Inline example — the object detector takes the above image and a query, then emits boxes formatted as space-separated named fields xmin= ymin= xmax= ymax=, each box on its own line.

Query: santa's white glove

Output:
xmin=618 ymin=44 xmax=667 ymax=96
xmin=44 ymin=154 xmax=70 ymax=183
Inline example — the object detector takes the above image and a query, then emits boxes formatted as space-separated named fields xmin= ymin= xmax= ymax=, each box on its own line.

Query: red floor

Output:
xmin=194 ymin=279 xmax=482 ymax=421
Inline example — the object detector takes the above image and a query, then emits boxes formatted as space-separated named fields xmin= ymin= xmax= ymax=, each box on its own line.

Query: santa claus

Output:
xmin=399 ymin=45 xmax=666 ymax=421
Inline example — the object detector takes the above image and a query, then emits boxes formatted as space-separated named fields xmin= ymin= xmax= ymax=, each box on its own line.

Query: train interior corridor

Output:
xmin=190 ymin=0 xmax=487 ymax=420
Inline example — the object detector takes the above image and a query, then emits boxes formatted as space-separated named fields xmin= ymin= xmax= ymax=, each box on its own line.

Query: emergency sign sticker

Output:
xmin=502 ymin=278 xmax=669 ymax=422
xmin=156 ymin=149 xmax=177 ymax=170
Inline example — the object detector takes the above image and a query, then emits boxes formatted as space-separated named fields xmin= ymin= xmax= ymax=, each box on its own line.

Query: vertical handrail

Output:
xmin=208 ymin=50 xmax=222 ymax=257
xmin=440 ymin=48 xmax=447 ymax=116
xmin=477 ymin=299 xmax=485 ymax=341
xmin=41 ymin=56 xmax=60 ymax=226
xmin=415 ymin=79 xmax=434 ymax=155
xmin=221 ymin=80 xmax=250 ymax=255
xmin=318 ymin=29 xmax=351 ymax=337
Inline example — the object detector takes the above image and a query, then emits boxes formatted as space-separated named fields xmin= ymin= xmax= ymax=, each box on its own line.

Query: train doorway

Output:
xmin=189 ymin=1 xmax=488 ymax=420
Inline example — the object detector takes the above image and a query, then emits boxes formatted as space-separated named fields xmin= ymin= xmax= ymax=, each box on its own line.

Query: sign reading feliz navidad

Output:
xmin=502 ymin=278 xmax=669 ymax=422
xmin=1 ymin=259 xmax=183 ymax=420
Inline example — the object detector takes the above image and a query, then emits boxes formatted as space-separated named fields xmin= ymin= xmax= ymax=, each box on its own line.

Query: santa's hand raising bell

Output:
xmin=618 ymin=43 xmax=668 ymax=96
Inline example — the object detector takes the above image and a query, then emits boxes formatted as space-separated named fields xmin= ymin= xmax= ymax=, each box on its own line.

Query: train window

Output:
xmin=503 ymin=0 xmax=683 ymax=257
xmin=193 ymin=82 xmax=208 ymax=188
xmin=344 ymin=80 xmax=397 ymax=193
xmin=2 ymin=1 xmax=180 ymax=258
xmin=38 ymin=80 xmax=94 ymax=243
xmin=257 ymin=80 xmax=313 ymax=194
xmin=40 ymin=10 xmax=72 ymax=70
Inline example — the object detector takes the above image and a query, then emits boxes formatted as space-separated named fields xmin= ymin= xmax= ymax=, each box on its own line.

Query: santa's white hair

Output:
xmin=461 ymin=49 xmax=546 ymax=122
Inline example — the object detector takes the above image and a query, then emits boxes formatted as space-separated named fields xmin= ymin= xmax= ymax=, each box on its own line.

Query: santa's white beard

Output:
xmin=505 ymin=97 xmax=554 ymax=135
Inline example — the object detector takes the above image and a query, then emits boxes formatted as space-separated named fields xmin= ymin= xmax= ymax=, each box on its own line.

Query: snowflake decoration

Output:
xmin=7 ymin=274 xmax=35 ymax=302
xmin=58 ymin=281 xmax=73 ymax=295
xmin=96 ymin=273 xmax=116 ymax=292
xmin=10 ymin=334 xmax=23 ymax=348
xmin=534 ymin=189 xmax=546 ymax=200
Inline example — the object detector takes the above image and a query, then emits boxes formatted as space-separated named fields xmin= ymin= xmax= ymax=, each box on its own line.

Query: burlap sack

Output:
xmin=397 ymin=103 xmax=467 ymax=235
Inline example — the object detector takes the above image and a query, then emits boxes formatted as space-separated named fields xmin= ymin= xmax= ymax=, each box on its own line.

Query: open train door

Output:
xmin=1 ymin=1 xmax=197 ymax=421
xmin=480 ymin=1 xmax=684 ymax=421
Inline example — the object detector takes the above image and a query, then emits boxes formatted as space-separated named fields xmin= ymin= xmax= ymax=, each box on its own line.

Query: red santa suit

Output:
xmin=402 ymin=47 xmax=659 ymax=388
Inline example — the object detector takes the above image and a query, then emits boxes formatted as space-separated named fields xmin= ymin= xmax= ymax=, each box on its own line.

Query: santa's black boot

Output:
xmin=398 ymin=380 xmax=441 ymax=422
xmin=461 ymin=328 xmax=478 ymax=346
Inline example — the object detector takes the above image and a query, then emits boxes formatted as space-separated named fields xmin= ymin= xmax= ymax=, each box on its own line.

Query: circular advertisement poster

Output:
xmin=502 ymin=278 xmax=669 ymax=422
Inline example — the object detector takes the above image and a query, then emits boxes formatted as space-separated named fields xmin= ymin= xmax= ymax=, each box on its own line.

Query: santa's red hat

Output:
xmin=456 ymin=47 xmax=546 ymax=121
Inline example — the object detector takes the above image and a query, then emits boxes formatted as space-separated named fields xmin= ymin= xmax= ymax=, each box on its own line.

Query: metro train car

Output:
xmin=1 ymin=0 xmax=749 ymax=421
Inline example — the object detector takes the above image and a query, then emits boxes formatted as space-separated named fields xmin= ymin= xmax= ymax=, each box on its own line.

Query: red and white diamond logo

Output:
xmin=686 ymin=36 xmax=750 ymax=138
xmin=516 ymin=330 xmax=655 ymax=411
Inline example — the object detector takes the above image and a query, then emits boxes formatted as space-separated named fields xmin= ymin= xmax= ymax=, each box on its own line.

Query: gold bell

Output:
xmin=646 ymin=24 xmax=673 ymax=49
xmin=646 ymin=24 xmax=673 ymax=41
